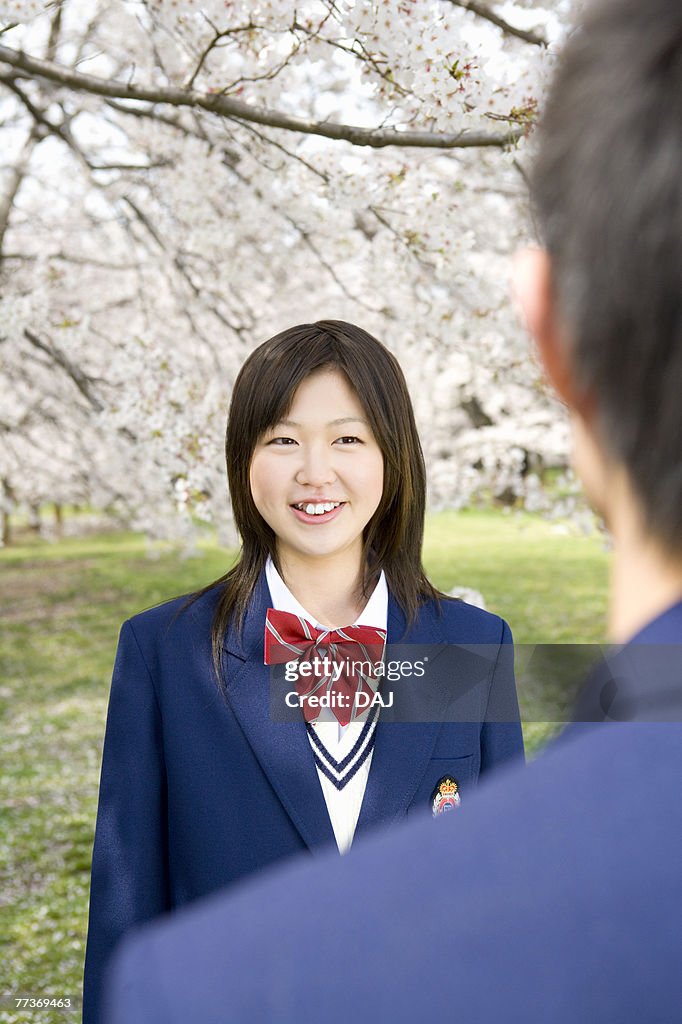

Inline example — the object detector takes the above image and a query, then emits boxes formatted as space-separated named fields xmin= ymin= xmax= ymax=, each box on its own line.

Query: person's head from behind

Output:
xmin=516 ymin=0 xmax=682 ymax=577
xmin=224 ymin=320 xmax=435 ymax=623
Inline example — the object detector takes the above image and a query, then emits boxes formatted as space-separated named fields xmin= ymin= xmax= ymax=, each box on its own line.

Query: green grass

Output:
xmin=423 ymin=508 xmax=609 ymax=644
xmin=0 ymin=512 xmax=609 ymax=1021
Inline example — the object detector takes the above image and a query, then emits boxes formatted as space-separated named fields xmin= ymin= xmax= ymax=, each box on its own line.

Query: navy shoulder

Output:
xmin=124 ymin=583 xmax=224 ymax=644
xmin=426 ymin=594 xmax=510 ymax=646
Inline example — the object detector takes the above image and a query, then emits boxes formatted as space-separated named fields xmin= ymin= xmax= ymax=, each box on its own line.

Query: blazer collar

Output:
xmin=574 ymin=599 xmax=682 ymax=723
xmin=386 ymin=589 xmax=445 ymax=645
xmin=628 ymin=598 xmax=682 ymax=645
xmin=222 ymin=569 xmax=271 ymax=662
xmin=220 ymin=569 xmax=335 ymax=852
xmin=221 ymin=570 xmax=460 ymax=850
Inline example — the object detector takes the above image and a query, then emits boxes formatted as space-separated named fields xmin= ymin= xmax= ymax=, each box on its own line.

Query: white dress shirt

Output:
xmin=265 ymin=557 xmax=388 ymax=854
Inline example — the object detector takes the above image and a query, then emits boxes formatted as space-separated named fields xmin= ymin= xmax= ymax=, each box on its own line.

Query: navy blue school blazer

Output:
xmin=83 ymin=570 xmax=523 ymax=1023
xmin=104 ymin=601 xmax=682 ymax=1024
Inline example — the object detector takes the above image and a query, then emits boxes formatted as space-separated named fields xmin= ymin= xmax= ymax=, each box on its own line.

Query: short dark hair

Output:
xmin=531 ymin=0 xmax=682 ymax=550
xmin=196 ymin=320 xmax=440 ymax=680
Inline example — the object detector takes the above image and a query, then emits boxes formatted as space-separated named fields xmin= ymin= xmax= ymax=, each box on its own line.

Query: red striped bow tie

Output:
xmin=264 ymin=608 xmax=387 ymax=726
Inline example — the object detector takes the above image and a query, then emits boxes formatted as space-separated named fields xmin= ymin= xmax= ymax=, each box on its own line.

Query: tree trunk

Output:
xmin=29 ymin=503 xmax=41 ymax=533
xmin=1 ymin=478 xmax=13 ymax=546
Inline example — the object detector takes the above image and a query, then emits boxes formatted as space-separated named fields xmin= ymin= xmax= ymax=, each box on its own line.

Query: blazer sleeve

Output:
xmin=104 ymin=929 xmax=169 ymax=1024
xmin=83 ymin=619 xmax=170 ymax=1024
xmin=480 ymin=619 xmax=525 ymax=773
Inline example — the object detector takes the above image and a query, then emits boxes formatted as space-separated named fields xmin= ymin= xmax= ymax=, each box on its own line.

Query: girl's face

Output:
xmin=249 ymin=368 xmax=384 ymax=573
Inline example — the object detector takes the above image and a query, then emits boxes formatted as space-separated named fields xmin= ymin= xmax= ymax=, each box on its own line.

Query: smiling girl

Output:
xmin=83 ymin=320 xmax=523 ymax=1023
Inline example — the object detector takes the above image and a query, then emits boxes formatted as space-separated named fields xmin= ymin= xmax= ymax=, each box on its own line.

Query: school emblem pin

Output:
xmin=431 ymin=775 xmax=461 ymax=817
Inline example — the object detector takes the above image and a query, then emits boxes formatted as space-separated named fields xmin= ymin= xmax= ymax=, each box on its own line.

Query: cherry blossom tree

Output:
xmin=0 ymin=0 xmax=577 ymax=544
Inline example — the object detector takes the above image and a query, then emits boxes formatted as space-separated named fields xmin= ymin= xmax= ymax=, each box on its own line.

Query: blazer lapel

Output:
xmin=573 ymin=599 xmax=682 ymax=723
xmin=355 ymin=595 xmax=450 ymax=837
xmin=222 ymin=571 xmax=335 ymax=852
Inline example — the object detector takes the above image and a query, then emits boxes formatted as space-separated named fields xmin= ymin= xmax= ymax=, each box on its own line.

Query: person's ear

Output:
xmin=513 ymin=247 xmax=578 ymax=410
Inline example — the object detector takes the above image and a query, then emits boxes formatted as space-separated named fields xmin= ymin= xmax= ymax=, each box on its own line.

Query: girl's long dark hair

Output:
xmin=191 ymin=320 xmax=445 ymax=682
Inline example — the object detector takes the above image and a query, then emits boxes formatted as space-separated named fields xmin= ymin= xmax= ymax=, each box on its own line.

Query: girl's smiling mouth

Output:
xmin=290 ymin=501 xmax=346 ymax=523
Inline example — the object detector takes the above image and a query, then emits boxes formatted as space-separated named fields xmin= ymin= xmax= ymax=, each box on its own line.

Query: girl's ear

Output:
xmin=513 ymin=247 xmax=580 ymax=411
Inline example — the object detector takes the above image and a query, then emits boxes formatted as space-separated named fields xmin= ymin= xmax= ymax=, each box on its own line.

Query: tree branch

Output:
xmin=0 ymin=129 xmax=39 ymax=258
xmin=444 ymin=0 xmax=548 ymax=48
xmin=120 ymin=195 xmax=249 ymax=340
xmin=102 ymin=99 xmax=241 ymax=167
xmin=45 ymin=0 xmax=64 ymax=62
xmin=0 ymin=73 xmax=79 ymax=152
xmin=0 ymin=43 xmax=523 ymax=149
xmin=23 ymin=328 xmax=104 ymax=412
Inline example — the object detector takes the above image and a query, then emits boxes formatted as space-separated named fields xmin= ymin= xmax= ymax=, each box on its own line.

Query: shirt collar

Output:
xmin=265 ymin=555 xmax=388 ymax=632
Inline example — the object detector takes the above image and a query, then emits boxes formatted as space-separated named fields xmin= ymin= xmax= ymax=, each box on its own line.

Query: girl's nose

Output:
xmin=295 ymin=446 xmax=336 ymax=487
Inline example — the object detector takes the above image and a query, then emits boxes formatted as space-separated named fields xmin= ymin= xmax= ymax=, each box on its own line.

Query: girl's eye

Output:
xmin=334 ymin=436 xmax=362 ymax=445
xmin=267 ymin=437 xmax=297 ymax=446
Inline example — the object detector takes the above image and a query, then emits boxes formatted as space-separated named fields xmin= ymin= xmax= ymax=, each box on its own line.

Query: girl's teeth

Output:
xmin=301 ymin=502 xmax=340 ymax=515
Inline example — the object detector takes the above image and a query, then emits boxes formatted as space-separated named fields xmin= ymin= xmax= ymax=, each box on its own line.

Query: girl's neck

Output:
xmin=276 ymin=550 xmax=371 ymax=628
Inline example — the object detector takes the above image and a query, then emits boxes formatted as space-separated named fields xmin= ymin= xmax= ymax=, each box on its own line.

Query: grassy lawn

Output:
xmin=0 ymin=511 xmax=609 ymax=1021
